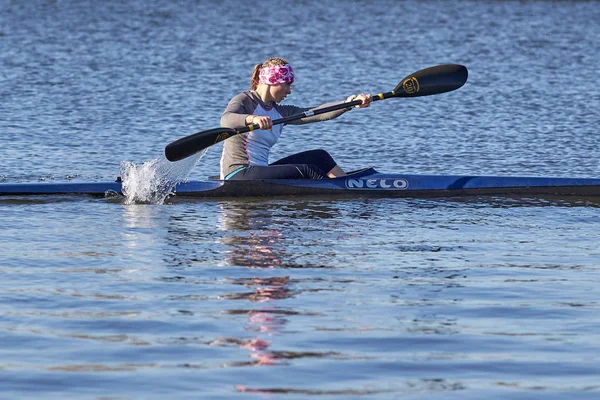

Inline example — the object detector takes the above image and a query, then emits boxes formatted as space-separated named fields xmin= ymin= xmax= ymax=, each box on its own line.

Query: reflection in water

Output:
xmin=224 ymin=231 xmax=283 ymax=269
xmin=208 ymin=279 xmax=294 ymax=366
xmin=159 ymin=200 xmax=339 ymax=269
xmin=159 ymin=199 xmax=474 ymax=393
xmin=213 ymin=202 xmax=325 ymax=368
xmin=223 ymin=276 xmax=294 ymax=302
xmin=216 ymin=201 xmax=338 ymax=268
xmin=222 ymin=277 xmax=293 ymax=366
xmin=161 ymin=200 xmax=343 ymax=268
xmin=215 ymin=203 xmax=332 ymax=260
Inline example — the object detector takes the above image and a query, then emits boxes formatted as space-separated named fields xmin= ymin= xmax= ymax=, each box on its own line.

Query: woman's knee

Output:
xmin=298 ymin=149 xmax=332 ymax=160
xmin=273 ymin=149 xmax=335 ymax=166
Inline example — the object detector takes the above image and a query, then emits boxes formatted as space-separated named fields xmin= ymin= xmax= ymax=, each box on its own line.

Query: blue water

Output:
xmin=1 ymin=0 xmax=600 ymax=398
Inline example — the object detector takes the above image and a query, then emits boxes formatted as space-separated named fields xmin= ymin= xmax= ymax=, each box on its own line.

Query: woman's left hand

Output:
xmin=345 ymin=93 xmax=372 ymax=108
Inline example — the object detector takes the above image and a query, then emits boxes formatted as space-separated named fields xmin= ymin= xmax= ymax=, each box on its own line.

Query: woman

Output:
xmin=220 ymin=57 xmax=372 ymax=180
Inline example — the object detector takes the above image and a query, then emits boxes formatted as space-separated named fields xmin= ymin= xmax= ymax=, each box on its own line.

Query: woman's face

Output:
xmin=269 ymin=82 xmax=292 ymax=102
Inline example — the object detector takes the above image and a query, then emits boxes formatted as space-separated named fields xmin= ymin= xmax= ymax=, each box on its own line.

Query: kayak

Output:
xmin=2 ymin=168 xmax=600 ymax=198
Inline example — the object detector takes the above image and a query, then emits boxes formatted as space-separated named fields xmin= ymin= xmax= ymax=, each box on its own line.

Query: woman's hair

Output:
xmin=250 ymin=57 xmax=289 ymax=90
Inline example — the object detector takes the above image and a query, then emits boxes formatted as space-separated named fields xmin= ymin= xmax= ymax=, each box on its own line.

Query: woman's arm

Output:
xmin=221 ymin=91 xmax=275 ymax=130
xmin=280 ymin=94 xmax=372 ymax=125
xmin=220 ymin=92 xmax=256 ymax=128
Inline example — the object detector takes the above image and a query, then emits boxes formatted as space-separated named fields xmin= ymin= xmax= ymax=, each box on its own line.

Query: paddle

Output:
xmin=164 ymin=64 xmax=468 ymax=162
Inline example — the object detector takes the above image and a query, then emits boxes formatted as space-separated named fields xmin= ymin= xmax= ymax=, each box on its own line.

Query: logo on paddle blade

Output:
xmin=215 ymin=132 xmax=231 ymax=143
xmin=402 ymin=77 xmax=420 ymax=94
xmin=345 ymin=178 xmax=409 ymax=190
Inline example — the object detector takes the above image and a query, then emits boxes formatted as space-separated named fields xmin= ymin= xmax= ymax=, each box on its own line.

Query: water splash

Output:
xmin=120 ymin=150 xmax=207 ymax=204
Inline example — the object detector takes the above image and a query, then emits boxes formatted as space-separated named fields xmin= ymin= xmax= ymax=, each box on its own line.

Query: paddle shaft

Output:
xmin=236 ymin=97 xmax=375 ymax=135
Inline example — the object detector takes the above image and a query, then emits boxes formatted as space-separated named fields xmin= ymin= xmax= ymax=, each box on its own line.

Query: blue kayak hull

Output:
xmin=2 ymin=168 xmax=600 ymax=198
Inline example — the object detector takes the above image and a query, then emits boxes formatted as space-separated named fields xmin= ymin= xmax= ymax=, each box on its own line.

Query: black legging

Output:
xmin=227 ymin=149 xmax=338 ymax=180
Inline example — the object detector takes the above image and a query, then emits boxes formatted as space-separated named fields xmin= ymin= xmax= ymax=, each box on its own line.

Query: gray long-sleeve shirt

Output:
xmin=219 ymin=90 xmax=349 ymax=178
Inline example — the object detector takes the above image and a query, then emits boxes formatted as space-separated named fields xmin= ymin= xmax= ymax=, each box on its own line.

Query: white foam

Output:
xmin=120 ymin=150 xmax=207 ymax=204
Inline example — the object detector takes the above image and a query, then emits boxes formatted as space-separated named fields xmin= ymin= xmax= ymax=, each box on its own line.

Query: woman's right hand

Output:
xmin=345 ymin=93 xmax=372 ymax=108
xmin=248 ymin=115 xmax=273 ymax=130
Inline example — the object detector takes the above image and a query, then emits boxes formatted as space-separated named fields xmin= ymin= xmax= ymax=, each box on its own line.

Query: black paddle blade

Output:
xmin=165 ymin=127 xmax=237 ymax=162
xmin=392 ymin=64 xmax=468 ymax=98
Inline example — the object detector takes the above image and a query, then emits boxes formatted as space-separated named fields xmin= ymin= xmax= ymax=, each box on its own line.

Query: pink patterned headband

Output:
xmin=259 ymin=64 xmax=294 ymax=85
